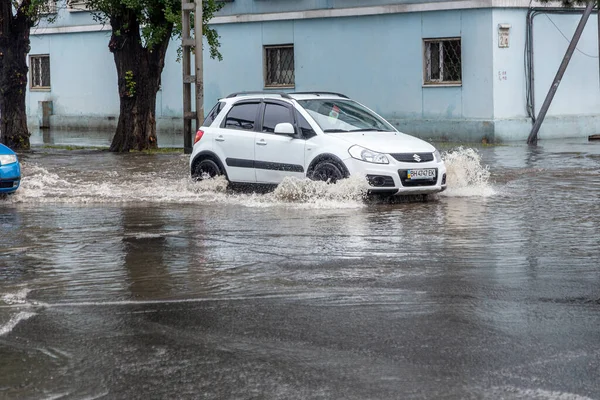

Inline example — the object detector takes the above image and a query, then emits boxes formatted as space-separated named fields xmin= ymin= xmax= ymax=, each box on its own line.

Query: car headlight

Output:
xmin=348 ymin=145 xmax=389 ymax=164
xmin=433 ymin=150 xmax=442 ymax=163
xmin=0 ymin=155 xmax=17 ymax=165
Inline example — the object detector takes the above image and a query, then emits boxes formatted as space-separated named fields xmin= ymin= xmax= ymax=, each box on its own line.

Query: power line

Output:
xmin=545 ymin=13 xmax=598 ymax=58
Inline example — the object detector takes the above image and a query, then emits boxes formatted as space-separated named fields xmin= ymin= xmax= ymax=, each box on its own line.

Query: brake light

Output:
xmin=194 ymin=129 xmax=204 ymax=144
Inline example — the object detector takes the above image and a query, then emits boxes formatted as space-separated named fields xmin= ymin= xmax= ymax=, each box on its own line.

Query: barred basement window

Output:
xmin=30 ymin=55 xmax=51 ymax=89
xmin=264 ymin=45 xmax=295 ymax=88
xmin=423 ymin=38 xmax=462 ymax=85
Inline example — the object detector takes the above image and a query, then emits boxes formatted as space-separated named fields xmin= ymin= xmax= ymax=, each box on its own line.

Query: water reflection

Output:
xmin=1 ymin=137 xmax=600 ymax=398
xmin=121 ymin=207 xmax=173 ymax=300
xmin=29 ymin=128 xmax=184 ymax=149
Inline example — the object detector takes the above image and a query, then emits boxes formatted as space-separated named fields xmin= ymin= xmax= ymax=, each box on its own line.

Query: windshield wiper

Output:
xmin=323 ymin=129 xmax=349 ymax=133
xmin=350 ymin=128 xmax=391 ymax=132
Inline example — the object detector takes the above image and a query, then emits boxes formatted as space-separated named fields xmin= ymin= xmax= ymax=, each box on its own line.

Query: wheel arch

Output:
xmin=191 ymin=151 xmax=228 ymax=177
xmin=307 ymin=153 xmax=350 ymax=178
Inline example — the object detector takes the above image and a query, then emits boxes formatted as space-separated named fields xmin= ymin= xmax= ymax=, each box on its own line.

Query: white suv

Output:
xmin=190 ymin=92 xmax=446 ymax=196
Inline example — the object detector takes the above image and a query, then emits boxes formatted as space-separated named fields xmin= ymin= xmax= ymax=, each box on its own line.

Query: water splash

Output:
xmin=0 ymin=312 xmax=36 ymax=336
xmin=1 ymin=288 xmax=32 ymax=305
xmin=441 ymin=147 xmax=495 ymax=197
xmin=269 ymin=176 xmax=368 ymax=206
xmin=6 ymin=148 xmax=492 ymax=207
xmin=9 ymin=163 xmax=368 ymax=209
xmin=0 ymin=290 xmax=36 ymax=336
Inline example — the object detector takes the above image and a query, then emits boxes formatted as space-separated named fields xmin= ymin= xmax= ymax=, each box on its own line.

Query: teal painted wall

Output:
xmin=492 ymin=9 xmax=600 ymax=141
xmin=215 ymin=0 xmax=452 ymax=16
xmin=26 ymin=2 xmax=600 ymax=143
xmin=202 ymin=10 xmax=494 ymax=140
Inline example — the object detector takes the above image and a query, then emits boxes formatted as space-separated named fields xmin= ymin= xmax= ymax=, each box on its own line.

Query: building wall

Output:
xmin=492 ymin=8 xmax=600 ymax=141
xmin=203 ymin=9 xmax=495 ymax=142
xmin=27 ymin=27 xmax=185 ymax=133
xmin=26 ymin=2 xmax=600 ymax=143
xmin=214 ymin=0 xmax=453 ymax=16
xmin=28 ymin=30 xmax=117 ymax=125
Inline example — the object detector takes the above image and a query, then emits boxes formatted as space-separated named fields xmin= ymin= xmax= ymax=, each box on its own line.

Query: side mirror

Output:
xmin=274 ymin=122 xmax=295 ymax=136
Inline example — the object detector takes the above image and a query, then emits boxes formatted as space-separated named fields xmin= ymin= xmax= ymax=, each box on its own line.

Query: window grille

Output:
xmin=424 ymin=38 xmax=462 ymax=85
xmin=264 ymin=45 xmax=295 ymax=88
xmin=30 ymin=55 xmax=51 ymax=89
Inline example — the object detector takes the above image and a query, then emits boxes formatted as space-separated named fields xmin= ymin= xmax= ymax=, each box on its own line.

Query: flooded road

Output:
xmin=1 ymin=139 xmax=599 ymax=399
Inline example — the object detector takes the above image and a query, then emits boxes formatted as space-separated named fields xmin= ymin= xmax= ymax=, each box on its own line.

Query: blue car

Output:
xmin=0 ymin=143 xmax=21 ymax=194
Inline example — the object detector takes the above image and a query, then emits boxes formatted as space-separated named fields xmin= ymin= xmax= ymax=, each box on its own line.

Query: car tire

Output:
xmin=309 ymin=160 xmax=344 ymax=184
xmin=192 ymin=158 xmax=223 ymax=181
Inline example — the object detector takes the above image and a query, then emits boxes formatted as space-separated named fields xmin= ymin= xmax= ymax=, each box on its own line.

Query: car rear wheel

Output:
xmin=192 ymin=159 xmax=222 ymax=181
xmin=309 ymin=161 xmax=344 ymax=184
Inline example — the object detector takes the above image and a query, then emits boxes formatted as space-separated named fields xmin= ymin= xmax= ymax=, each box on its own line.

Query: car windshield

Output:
xmin=297 ymin=99 xmax=395 ymax=133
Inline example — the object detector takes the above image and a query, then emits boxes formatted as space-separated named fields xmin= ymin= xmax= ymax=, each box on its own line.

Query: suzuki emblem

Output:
xmin=413 ymin=154 xmax=422 ymax=162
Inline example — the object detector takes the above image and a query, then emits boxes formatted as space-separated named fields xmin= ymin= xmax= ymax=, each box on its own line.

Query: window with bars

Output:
xmin=423 ymin=38 xmax=462 ymax=85
xmin=30 ymin=55 xmax=51 ymax=89
xmin=264 ymin=45 xmax=295 ymax=88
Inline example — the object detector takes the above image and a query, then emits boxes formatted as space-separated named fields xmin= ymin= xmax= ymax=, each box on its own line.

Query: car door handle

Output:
xmin=256 ymin=140 xmax=267 ymax=146
xmin=215 ymin=136 xmax=225 ymax=142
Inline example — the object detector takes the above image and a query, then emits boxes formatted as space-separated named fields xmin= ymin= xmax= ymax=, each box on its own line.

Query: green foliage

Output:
xmin=88 ymin=0 xmax=224 ymax=60
xmin=11 ymin=0 xmax=58 ymax=25
xmin=42 ymin=145 xmax=94 ymax=150
xmin=124 ymin=70 xmax=136 ymax=97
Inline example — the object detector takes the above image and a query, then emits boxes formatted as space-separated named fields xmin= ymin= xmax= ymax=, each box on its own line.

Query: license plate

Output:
xmin=407 ymin=169 xmax=436 ymax=180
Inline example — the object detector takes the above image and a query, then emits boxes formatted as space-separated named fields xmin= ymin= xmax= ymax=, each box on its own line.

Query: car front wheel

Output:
xmin=192 ymin=159 xmax=223 ymax=181
xmin=309 ymin=160 xmax=344 ymax=184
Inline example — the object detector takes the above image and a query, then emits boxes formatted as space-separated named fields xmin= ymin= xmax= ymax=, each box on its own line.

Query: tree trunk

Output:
xmin=0 ymin=0 xmax=33 ymax=150
xmin=108 ymin=11 xmax=171 ymax=152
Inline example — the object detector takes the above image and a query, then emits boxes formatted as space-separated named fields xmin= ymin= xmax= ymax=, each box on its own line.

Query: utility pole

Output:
xmin=527 ymin=0 xmax=595 ymax=145
xmin=181 ymin=0 xmax=203 ymax=154
xmin=195 ymin=0 xmax=204 ymax=142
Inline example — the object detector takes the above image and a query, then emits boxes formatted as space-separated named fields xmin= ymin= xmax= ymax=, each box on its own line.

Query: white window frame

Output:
xmin=263 ymin=44 xmax=295 ymax=89
xmin=423 ymin=37 xmax=462 ymax=86
xmin=30 ymin=54 xmax=51 ymax=91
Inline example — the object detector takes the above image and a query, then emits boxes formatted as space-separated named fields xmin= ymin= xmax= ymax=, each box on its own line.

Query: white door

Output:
xmin=255 ymin=102 xmax=306 ymax=184
xmin=216 ymin=101 xmax=260 ymax=183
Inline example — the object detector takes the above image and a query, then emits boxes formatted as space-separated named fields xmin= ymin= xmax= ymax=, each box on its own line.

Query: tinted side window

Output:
xmin=296 ymin=111 xmax=317 ymax=139
xmin=203 ymin=101 xmax=224 ymax=127
xmin=224 ymin=103 xmax=259 ymax=130
xmin=262 ymin=103 xmax=292 ymax=133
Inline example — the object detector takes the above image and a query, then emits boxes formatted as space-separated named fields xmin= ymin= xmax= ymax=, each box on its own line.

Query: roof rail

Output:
xmin=291 ymin=91 xmax=349 ymax=99
xmin=226 ymin=91 xmax=292 ymax=99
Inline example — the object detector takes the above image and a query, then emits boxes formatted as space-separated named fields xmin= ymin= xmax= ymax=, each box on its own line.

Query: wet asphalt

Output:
xmin=0 ymin=137 xmax=599 ymax=399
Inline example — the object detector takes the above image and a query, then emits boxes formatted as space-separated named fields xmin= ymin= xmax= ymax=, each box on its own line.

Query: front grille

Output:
xmin=391 ymin=153 xmax=434 ymax=163
xmin=0 ymin=180 xmax=16 ymax=188
xmin=398 ymin=169 xmax=438 ymax=187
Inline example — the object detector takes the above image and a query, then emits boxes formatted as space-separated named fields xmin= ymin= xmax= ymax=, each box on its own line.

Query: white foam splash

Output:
xmin=2 ymin=288 xmax=32 ymax=305
xmin=124 ymin=231 xmax=184 ymax=240
xmin=0 ymin=311 xmax=36 ymax=336
xmin=6 ymin=149 xmax=493 ymax=207
xmin=491 ymin=386 xmax=595 ymax=400
xmin=8 ymin=163 xmax=368 ymax=209
xmin=265 ymin=176 xmax=368 ymax=208
xmin=441 ymin=147 xmax=495 ymax=197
